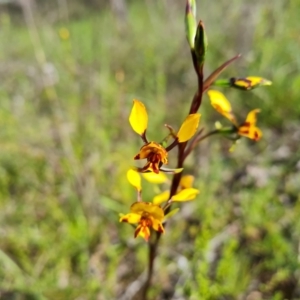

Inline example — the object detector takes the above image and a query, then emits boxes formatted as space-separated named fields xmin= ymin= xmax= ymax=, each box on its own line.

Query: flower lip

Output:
xmin=134 ymin=142 xmax=168 ymax=162
xmin=134 ymin=141 xmax=168 ymax=173
xmin=120 ymin=202 xmax=165 ymax=241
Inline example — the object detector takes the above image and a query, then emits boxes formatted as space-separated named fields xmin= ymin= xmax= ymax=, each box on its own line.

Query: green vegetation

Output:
xmin=0 ymin=1 xmax=300 ymax=299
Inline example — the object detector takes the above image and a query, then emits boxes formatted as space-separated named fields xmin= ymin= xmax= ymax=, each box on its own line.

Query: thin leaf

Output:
xmin=203 ymin=54 xmax=241 ymax=92
xmin=163 ymin=208 xmax=180 ymax=222
xmin=159 ymin=167 xmax=184 ymax=174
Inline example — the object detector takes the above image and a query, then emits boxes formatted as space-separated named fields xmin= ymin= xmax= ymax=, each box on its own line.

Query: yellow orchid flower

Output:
xmin=231 ymin=76 xmax=272 ymax=91
xmin=238 ymin=109 xmax=262 ymax=141
xmin=129 ymin=99 xmax=200 ymax=173
xmin=123 ymin=170 xmax=199 ymax=240
xmin=120 ymin=202 xmax=165 ymax=241
xmin=213 ymin=77 xmax=272 ymax=91
xmin=207 ymin=90 xmax=262 ymax=141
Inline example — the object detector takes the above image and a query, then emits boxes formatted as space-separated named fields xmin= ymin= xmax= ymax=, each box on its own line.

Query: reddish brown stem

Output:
xmin=140 ymin=49 xmax=204 ymax=299
xmin=141 ymin=131 xmax=148 ymax=144
xmin=141 ymin=231 xmax=161 ymax=299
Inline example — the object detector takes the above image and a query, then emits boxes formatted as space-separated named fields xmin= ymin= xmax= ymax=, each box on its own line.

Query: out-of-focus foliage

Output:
xmin=0 ymin=0 xmax=300 ymax=299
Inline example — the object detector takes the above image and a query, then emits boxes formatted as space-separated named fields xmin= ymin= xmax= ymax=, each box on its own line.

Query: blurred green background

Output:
xmin=1 ymin=0 xmax=300 ymax=299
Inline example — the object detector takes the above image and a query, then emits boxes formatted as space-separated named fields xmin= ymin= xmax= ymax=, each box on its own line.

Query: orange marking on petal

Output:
xmin=157 ymin=223 xmax=164 ymax=233
xmin=239 ymin=128 xmax=249 ymax=134
xmin=134 ymin=154 xmax=141 ymax=160
xmin=134 ymin=225 xmax=142 ymax=238
xmin=134 ymin=142 xmax=168 ymax=173
xmin=152 ymin=166 xmax=159 ymax=174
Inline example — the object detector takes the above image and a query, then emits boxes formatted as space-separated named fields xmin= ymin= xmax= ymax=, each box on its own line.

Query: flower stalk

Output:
xmin=119 ymin=1 xmax=272 ymax=298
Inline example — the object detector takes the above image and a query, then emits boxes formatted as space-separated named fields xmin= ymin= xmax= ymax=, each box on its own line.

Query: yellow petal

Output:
xmin=142 ymin=172 xmax=168 ymax=184
xmin=251 ymin=127 xmax=263 ymax=141
xmin=249 ymin=76 xmax=272 ymax=86
xmin=119 ymin=213 xmax=141 ymax=224
xmin=246 ymin=76 xmax=272 ymax=87
xmin=208 ymin=90 xmax=231 ymax=110
xmin=233 ymin=77 xmax=258 ymax=89
xmin=129 ymin=99 xmax=148 ymax=135
xmin=177 ymin=113 xmax=201 ymax=143
xmin=238 ymin=109 xmax=262 ymax=141
xmin=171 ymin=188 xmax=200 ymax=202
xmin=239 ymin=125 xmax=262 ymax=141
xmin=127 ymin=169 xmax=142 ymax=191
xmin=153 ymin=190 xmax=170 ymax=205
xmin=130 ymin=202 xmax=164 ymax=221
xmin=179 ymin=175 xmax=194 ymax=189
xmin=152 ymin=219 xmax=165 ymax=233
xmin=163 ymin=208 xmax=180 ymax=221
xmin=135 ymin=224 xmax=151 ymax=241
xmin=207 ymin=90 xmax=237 ymax=125
xmin=244 ymin=109 xmax=260 ymax=126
